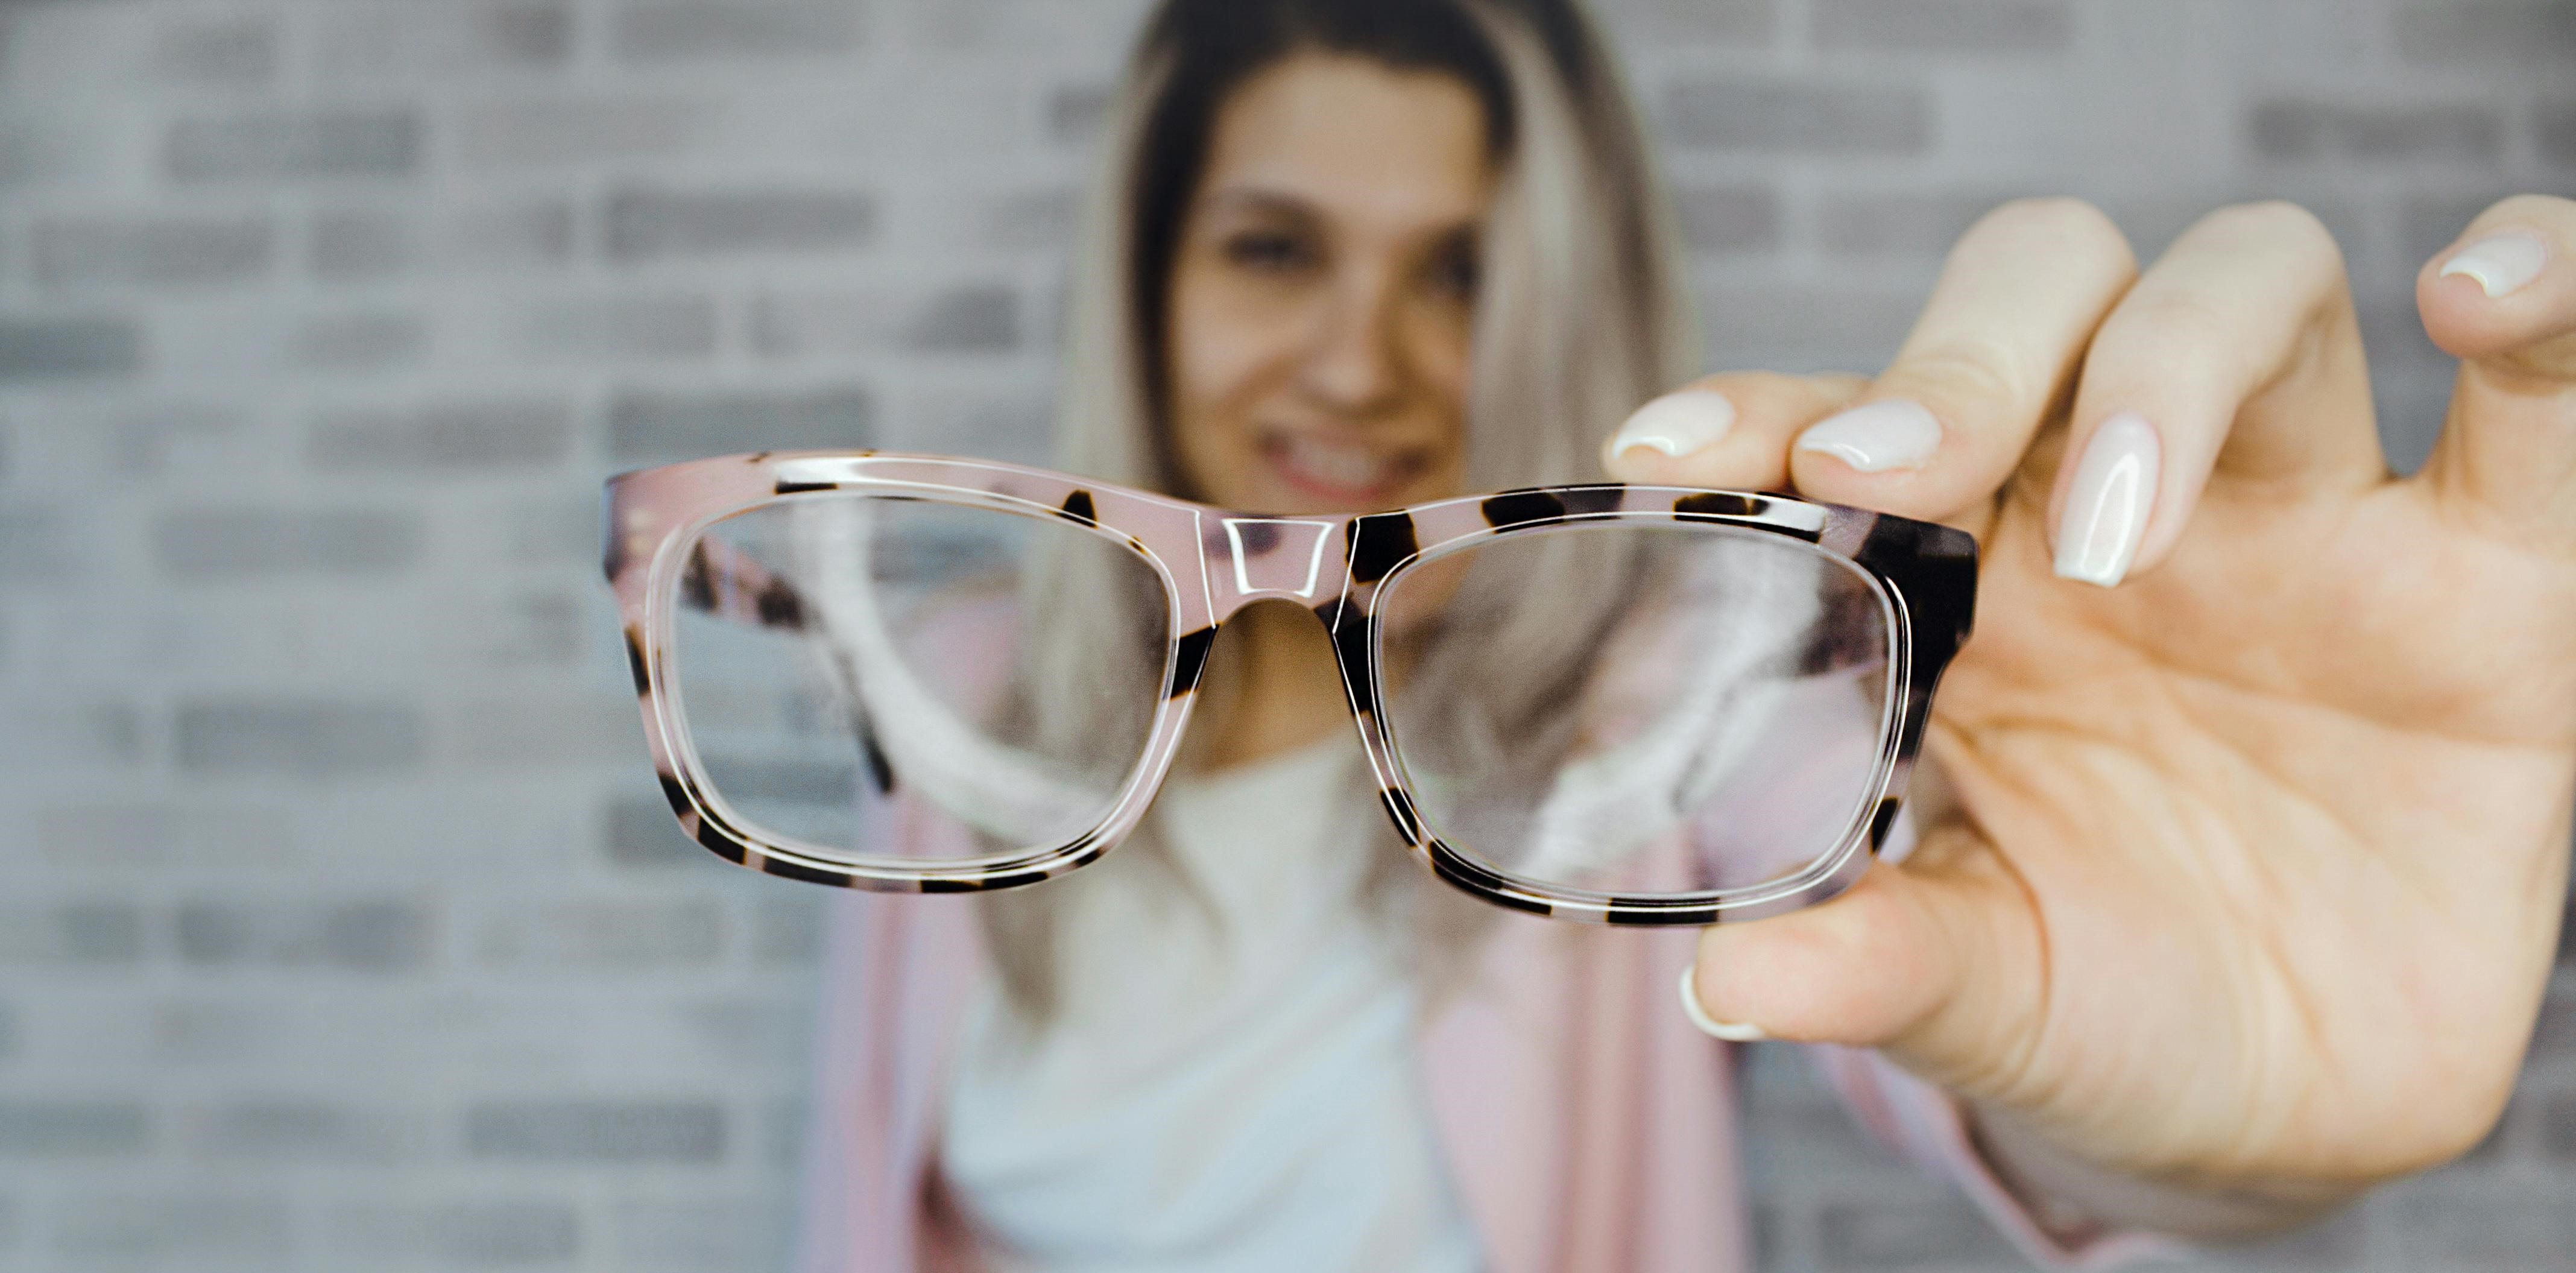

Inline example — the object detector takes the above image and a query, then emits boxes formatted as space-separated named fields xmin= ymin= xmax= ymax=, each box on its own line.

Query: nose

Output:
xmin=1296 ymin=266 xmax=1406 ymax=417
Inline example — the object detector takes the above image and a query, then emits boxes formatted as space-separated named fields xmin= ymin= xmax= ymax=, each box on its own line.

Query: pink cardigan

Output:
xmin=784 ymin=598 xmax=2171 ymax=1270
xmin=788 ymin=882 xmax=2173 ymax=1271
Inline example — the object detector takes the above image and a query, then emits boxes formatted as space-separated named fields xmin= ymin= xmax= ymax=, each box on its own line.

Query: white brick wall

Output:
xmin=0 ymin=0 xmax=2567 ymax=1269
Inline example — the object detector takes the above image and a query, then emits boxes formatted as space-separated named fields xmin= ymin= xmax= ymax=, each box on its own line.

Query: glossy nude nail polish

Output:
xmin=2053 ymin=412 xmax=2160 ymax=588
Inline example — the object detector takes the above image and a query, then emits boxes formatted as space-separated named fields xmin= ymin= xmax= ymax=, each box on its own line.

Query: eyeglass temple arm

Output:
xmin=673 ymin=537 xmax=897 ymax=794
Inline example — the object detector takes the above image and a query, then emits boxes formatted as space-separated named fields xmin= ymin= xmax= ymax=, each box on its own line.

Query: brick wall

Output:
xmin=0 ymin=1 xmax=2566 ymax=1269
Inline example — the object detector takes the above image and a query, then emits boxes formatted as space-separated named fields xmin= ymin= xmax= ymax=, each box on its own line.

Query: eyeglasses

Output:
xmin=603 ymin=451 xmax=1975 ymax=925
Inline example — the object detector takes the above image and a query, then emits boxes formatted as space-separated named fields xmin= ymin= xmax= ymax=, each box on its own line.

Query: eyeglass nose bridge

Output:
xmin=1211 ymin=516 xmax=1343 ymax=614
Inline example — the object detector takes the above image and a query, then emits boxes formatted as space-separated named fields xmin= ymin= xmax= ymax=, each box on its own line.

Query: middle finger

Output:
xmin=1786 ymin=197 xmax=2139 ymax=526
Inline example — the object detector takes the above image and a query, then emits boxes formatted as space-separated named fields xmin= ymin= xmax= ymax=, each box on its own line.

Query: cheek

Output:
xmin=1401 ymin=305 xmax=1477 ymax=469
xmin=1168 ymin=274 xmax=1298 ymax=437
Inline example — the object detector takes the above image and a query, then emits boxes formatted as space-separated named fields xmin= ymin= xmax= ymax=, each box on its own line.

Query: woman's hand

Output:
xmin=1607 ymin=195 xmax=2576 ymax=1208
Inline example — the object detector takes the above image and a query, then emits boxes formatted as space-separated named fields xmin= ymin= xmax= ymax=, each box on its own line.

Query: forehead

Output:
xmin=1198 ymin=51 xmax=1495 ymax=232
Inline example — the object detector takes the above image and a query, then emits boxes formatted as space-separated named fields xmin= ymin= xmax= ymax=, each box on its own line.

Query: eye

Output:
xmin=1424 ymin=235 xmax=1480 ymax=305
xmin=1222 ymin=228 xmax=1318 ymax=274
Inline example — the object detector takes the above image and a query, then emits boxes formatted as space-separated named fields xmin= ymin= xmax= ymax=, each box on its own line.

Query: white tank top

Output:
xmin=938 ymin=735 xmax=1483 ymax=1272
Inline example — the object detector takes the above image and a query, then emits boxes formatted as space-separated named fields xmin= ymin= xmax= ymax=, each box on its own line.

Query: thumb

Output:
xmin=2414 ymin=192 xmax=2576 ymax=554
xmin=1686 ymin=848 xmax=2046 ymax=1090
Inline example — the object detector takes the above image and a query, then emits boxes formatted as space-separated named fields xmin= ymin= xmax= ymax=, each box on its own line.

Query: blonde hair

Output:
xmin=988 ymin=0 xmax=1703 ymax=1020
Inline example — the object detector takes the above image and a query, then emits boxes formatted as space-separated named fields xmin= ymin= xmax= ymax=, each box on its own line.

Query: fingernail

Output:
xmin=2053 ymin=411 xmax=2161 ymax=588
xmin=2439 ymin=232 xmax=2548 ymax=299
xmin=1608 ymin=389 xmax=1737 ymax=460
xmin=1679 ymin=965 xmax=1767 ymax=1042
xmin=1795 ymin=399 xmax=1942 ymax=473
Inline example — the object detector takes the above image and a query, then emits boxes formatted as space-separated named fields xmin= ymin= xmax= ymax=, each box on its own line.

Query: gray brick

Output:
xmin=908 ymin=286 xmax=1020 ymax=352
xmin=1816 ymin=1193 xmax=2019 ymax=1266
xmin=2381 ymin=1187 xmax=2576 ymax=1265
xmin=1817 ymin=189 xmax=2022 ymax=257
xmin=448 ymin=693 xmax=640 ymax=765
xmin=1664 ymin=78 xmax=1931 ymax=154
xmin=753 ymin=894 xmax=826 ymax=964
xmin=0 ymin=506 xmax=75 ymax=580
xmin=611 ymin=1198 xmax=790 ymax=1271
xmin=0 ymin=317 xmax=143 ymax=379
xmin=1813 ymin=0 xmax=2070 ymax=51
xmin=604 ymin=792 xmax=698 ymax=867
xmin=2246 ymin=98 xmax=2504 ymax=163
xmin=0 ymin=701 xmax=145 ymax=769
xmin=896 ymin=387 xmax=1053 ymax=460
xmin=695 ymin=755 xmax=855 ymax=806
xmin=311 ymin=200 xmax=577 ymax=279
xmin=175 ymin=898 xmax=434 ymax=971
xmin=309 ymin=208 xmax=412 ymax=278
xmin=612 ymin=1 xmax=863 ymax=59
xmin=315 ymin=2 xmax=570 ymax=81
xmin=478 ymin=899 xmax=725 ymax=968
xmin=52 ymin=1195 xmax=292 ymax=1266
xmin=2218 ymin=1207 xmax=2368 ymax=1268
xmin=677 ymin=997 xmax=808 ymax=1065
xmin=520 ymin=294 xmax=718 ymax=362
xmin=1050 ymin=84 xmax=1111 ymax=147
xmin=472 ymin=591 xmax=586 ymax=668
xmin=2400 ymin=192 xmax=2508 ymax=267
xmin=1699 ymin=279 xmax=1920 ymax=372
xmin=37 ymin=804 xmax=289 ymax=876
xmin=751 ymin=285 xmax=1021 ymax=356
xmin=976 ymin=188 xmax=1077 ymax=251
xmin=762 ymin=1097 xmax=806 ymax=1167
xmin=1672 ymin=185 xmax=1781 ymax=254
xmin=186 ymin=1100 xmax=418 ymax=1162
xmin=154 ymin=16 xmax=279 ymax=84
xmin=165 ymin=109 xmax=421 ymax=182
xmin=464 ymin=1100 xmax=725 ymax=1163
xmin=504 ymin=498 xmax=600 ymax=564
xmin=2542 ymin=1087 xmax=2576 ymax=1155
xmin=2393 ymin=0 xmax=2576 ymax=66
xmin=296 ymin=311 xmax=430 ymax=371
xmin=33 ymin=214 xmax=272 ymax=289
xmin=607 ymin=384 xmax=873 ymax=464
xmin=308 ymin=399 xmax=572 ymax=472
xmin=1591 ymin=0 xmax=1773 ymax=46
xmin=174 ymin=700 xmax=428 ymax=776
xmin=154 ymin=508 xmax=422 ymax=576
xmin=328 ymin=1200 xmax=582 ymax=1265
xmin=0 ymin=902 xmax=145 ymax=964
xmin=604 ymin=187 xmax=877 ymax=260
xmin=453 ymin=96 xmax=710 ymax=168
xmin=37 ymin=803 xmax=295 ymax=869
xmin=1748 ymin=1202 xmax=1785 ymax=1272
xmin=2542 ymin=98 xmax=2576 ymax=169
xmin=1740 ymin=1098 xmax=1902 ymax=1180
xmin=0 ymin=1101 xmax=151 ymax=1156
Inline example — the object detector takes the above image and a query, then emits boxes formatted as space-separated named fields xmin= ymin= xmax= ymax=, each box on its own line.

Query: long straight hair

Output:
xmin=985 ymin=0 xmax=1703 ymax=1022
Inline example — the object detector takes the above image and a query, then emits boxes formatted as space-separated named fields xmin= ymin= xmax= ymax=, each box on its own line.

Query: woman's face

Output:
xmin=1164 ymin=52 xmax=1494 ymax=516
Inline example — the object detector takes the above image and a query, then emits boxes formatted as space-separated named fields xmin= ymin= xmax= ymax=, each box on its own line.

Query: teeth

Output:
xmin=1281 ymin=435 xmax=1395 ymax=490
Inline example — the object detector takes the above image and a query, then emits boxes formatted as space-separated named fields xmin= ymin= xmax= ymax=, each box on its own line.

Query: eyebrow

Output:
xmin=1196 ymin=186 xmax=1322 ymax=224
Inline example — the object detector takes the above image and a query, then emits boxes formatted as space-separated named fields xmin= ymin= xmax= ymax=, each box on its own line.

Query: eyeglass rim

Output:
xmin=603 ymin=450 xmax=1976 ymax=924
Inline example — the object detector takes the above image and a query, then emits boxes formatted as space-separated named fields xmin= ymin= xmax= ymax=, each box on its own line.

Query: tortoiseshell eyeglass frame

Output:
xmin=605 ymin=450 xmax=1976 ymax=926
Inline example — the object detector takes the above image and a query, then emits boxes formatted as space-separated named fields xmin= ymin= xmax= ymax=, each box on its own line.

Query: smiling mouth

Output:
xmin=1259 ymin=431 xmax=1430 ymax=505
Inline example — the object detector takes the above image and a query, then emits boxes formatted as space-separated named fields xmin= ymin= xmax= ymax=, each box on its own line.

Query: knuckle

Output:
xmin=2094 ymin=286 xmax=2235 ymax=358
xmin=1964 ymin=197 xmax=2138 ymax=274
xmin=2197 ymin=200 xmax=2346 ymax=274
xmin=1893 ymin=340 xmax=2042 ymax=420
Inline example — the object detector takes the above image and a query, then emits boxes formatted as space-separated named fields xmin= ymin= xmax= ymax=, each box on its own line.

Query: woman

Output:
xmin=792 ymin=0 xmax=2576 ymax=1267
